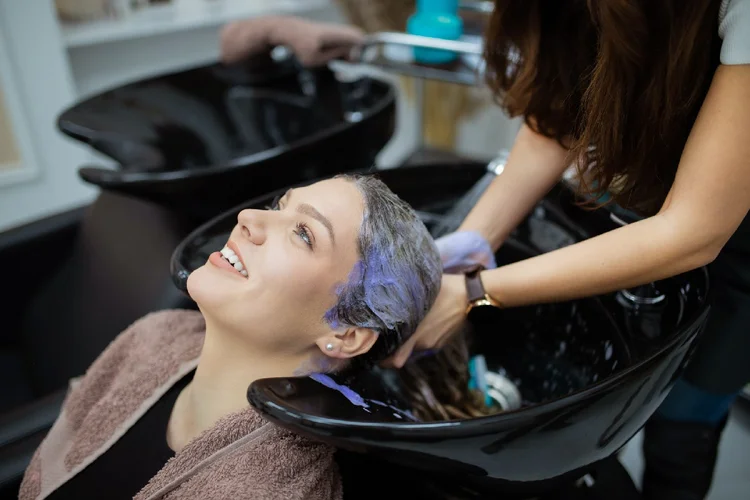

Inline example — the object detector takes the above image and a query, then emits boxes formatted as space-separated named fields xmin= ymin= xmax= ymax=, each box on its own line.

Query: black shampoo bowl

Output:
xmin=171 ymin=163 xmax=710 ymax=498
xmin=58 ymin=56 xmax=396 ymax=221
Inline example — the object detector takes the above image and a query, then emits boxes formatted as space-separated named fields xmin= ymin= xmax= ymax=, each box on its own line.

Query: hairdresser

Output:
xmin=221 ymin=3 xmax=748 ymax=498
xmin=383 ymin=1 xmax=750 ymax=499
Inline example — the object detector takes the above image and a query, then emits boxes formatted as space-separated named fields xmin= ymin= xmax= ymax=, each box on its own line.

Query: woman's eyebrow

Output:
xmin=298 ymin=203 xmax=335 ymax=245
xmin=285 ymin=189 xmax=336 ymax=244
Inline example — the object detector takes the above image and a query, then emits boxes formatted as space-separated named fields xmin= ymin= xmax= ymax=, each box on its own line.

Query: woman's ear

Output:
xmin=317 ymin=327 xmax=379 ymax=359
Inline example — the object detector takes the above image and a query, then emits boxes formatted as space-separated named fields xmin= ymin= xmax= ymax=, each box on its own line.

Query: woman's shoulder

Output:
xmin=78 ymin=309 xmax=204 ymax=377
xmin=197 ymin=424 xmax=342 ymax=500
xmin=108 ymin=309 xmax=206 ymax=375
xmin=719 ymin=0 xmax=750 ymax=65
xmin=83 ymin=309 xmax=204 ymax=367
xmin=260 ymin=426 xmax=342 ymax=498
xmin=64 ymin=310 xmax=205 ymax=427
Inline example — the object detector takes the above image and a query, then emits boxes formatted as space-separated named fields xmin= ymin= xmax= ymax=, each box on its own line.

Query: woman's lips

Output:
xmin=208 ymin=252 xmax=246 ymax=278
xmin=220 ymin=244 xmax=248 ymax=277
xmin=225 ymin=240 xmax=246 ymax=269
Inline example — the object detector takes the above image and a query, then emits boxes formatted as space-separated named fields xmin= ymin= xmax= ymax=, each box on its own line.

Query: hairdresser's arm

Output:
xmin=459 ymin=123 xmax=571 ymax=250
xmin=388 ymin=64 xmax=750 ymax=367
xmin=484 ymin=64 xmax=750 ymax=306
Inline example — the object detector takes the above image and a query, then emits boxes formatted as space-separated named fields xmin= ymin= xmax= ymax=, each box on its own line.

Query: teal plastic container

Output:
xmin=406 ymin=0 xmax=464 ymax=64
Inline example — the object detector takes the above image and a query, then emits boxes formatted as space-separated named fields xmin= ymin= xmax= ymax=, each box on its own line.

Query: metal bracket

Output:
xmin=347 ymin=32 xmax=484 ymax=87
xmin=459 ymin=1 xmax=495 ymax=14
xmin=341 ymin=32 xmax=485 ymax=153
xmin=487 ymin=150 xmax=510 ymax=176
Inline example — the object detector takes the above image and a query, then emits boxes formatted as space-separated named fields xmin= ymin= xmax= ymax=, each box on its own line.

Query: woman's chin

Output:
xmin=186 ymin=264 xmax=231 ymax=308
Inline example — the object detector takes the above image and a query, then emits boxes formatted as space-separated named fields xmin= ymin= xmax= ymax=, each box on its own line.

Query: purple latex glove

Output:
xmin=435 ymin=231 xmax=497 ymax=274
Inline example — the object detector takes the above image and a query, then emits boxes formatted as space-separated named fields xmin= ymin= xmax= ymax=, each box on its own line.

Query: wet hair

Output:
xmin=324 ymin=174 xmax=442 ymax=363
xmin=323 ymin=174 xmax=497 ymax=421
xmin=484 ymin=0 xmax=722 ymax=214
xmin=397 ymin=334 xmax=499 ymax=421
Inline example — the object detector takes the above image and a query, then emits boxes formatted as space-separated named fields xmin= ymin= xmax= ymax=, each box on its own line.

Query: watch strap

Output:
xmin=465 ymin=266 xmax=488 ymax=303
xmin=465 ymin=265 xmax=502 ymax=312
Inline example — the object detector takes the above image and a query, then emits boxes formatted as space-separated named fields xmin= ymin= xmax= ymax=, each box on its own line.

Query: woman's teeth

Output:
xmin=220 ymin=246 xmax=248 ymax=277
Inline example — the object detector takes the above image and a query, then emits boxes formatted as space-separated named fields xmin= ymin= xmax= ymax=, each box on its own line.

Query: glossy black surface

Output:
xmin=171 ymin=163 xmax=710 ymax=497
xmin=335 ymin=452 xmax=641 ymax=500
xmin=59 ymin=57 xmax=396 ymax=221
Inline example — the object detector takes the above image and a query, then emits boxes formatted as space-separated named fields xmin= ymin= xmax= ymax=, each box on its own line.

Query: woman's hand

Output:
xmin=384 ymin=273 xmax=468 ymax=368
xmin=220 ymin=16 xmax=364 ymax=66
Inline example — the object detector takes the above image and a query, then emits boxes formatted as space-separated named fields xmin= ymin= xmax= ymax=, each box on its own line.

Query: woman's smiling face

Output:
xmin=187 ymin=177 xmax=365 ymax=355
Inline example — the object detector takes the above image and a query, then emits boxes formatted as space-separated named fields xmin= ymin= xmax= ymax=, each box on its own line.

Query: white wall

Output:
xmin=67 ymin=2 xmax=347 ymax=98
xmin=457 ymin=92 xmax=522 ymax=160
xmin=0 ymin=0 xmax=95 ymax=232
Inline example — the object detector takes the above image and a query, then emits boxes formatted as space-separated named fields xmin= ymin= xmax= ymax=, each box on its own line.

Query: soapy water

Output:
xmin=477 ymin=301 xmax=626 ymax=407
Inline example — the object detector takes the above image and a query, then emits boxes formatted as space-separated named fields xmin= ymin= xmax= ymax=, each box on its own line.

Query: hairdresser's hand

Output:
xmin=436 ymin=231 xmax=497 ymax=274
xmin=384 ymin=273 xmax=468 ymax=369
xmin=221 ymin=16 xmax=365 ymax=66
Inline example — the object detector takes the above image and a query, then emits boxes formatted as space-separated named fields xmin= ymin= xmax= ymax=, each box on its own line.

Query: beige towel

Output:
xmin=20 ymin=310 xmax=342 ymax=500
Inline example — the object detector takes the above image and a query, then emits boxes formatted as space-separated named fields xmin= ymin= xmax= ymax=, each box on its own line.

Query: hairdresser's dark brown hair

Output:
xmin=484 ymin=0 xmax=723 ymax=214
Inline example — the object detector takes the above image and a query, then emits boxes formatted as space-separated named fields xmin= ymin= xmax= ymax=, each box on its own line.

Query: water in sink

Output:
xmin=471 ymin=299 xmax=628 ymax=407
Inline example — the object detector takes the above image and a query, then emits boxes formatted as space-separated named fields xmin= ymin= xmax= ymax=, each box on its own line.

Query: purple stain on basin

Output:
xmin=309 ymin=373 xmax=370 ymax=409
xmin=309 ymin=374 xmax=419 ymax=421
xmin=369 ymin=399 xmax=417 ymax=421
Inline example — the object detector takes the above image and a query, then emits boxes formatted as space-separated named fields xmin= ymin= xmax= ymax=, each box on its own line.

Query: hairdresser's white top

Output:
xmin=720 ymin=0 xmax=750 ymax=64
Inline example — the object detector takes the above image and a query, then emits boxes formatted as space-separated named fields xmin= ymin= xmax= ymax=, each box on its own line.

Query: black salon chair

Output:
xmin=0 ymin=191 xmax=196 ymax=497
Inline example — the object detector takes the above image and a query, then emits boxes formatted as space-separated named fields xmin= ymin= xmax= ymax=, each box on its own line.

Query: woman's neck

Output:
xmin=171 ymin=322 xmax=311 ymax=451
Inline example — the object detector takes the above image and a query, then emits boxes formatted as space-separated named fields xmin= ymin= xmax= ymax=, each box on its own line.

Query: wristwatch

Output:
xmin=465 ymin=266 xmax=503 ymax=315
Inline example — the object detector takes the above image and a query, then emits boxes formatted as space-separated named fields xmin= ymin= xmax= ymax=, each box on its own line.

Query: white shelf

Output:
xmin=61 ymin=0 xmax=331 ymax=49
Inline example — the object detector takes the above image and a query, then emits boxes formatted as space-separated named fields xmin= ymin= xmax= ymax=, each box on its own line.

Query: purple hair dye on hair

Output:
xmin=322 ymin=175 xmax=442 ymax=364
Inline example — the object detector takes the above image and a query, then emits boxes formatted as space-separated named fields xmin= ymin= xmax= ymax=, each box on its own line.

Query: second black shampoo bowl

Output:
xmin=58 ymin=57 xmax=396 ymax=221
xmin=171 ymin=163 xmax=710 ymax=498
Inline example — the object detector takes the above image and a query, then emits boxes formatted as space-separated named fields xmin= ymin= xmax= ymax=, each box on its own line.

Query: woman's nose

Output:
xmin=236 ymin=209 xmax=267 ymax=245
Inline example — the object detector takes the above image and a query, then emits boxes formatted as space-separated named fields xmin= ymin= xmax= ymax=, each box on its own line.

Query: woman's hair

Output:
xmin=319 ymin=174 xmax=495 ymax=421
xmin=397 ymin=334 xmax=497 ymax=421
xmin=324 ymin=174 xmax=443 ymax=363
xmin=484 ymin=0 xmax=723 ymax=214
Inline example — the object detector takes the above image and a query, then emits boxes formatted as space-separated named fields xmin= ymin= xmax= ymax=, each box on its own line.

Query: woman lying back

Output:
xmin=20 ymin=174 xmax=443 ymax=500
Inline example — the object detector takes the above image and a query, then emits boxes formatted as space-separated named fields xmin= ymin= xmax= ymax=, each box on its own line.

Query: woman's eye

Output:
xmin=264 ymin=196 xmax=312 ymax=249
xmin=294 ymin=223 xmax=313 ymax=249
